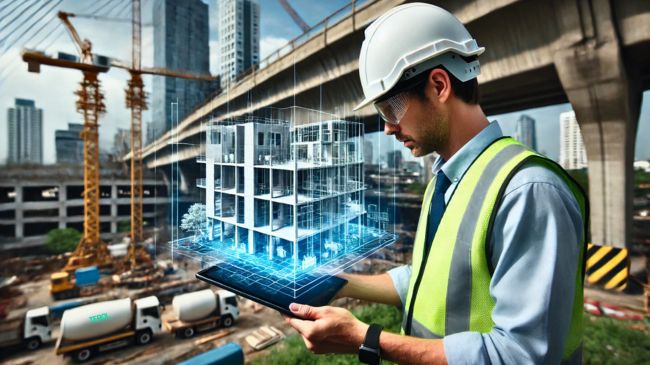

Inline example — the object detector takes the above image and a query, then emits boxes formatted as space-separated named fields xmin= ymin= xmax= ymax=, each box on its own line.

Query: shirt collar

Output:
xmin=431 ymin=121 xmax=504 ymax=183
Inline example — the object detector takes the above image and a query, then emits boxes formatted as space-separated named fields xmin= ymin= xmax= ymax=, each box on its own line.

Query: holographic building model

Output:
xmin=174 ymin=108 xmax=396 ymax=297
xmin=198 ymin=108 xmax=367 ymax=273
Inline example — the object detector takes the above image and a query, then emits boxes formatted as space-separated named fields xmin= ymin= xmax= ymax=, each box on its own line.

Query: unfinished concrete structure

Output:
xmin=198 ymin=108 xmax=365 ymax=272
xmin=0 ymin=165 xmax=169 ymax=250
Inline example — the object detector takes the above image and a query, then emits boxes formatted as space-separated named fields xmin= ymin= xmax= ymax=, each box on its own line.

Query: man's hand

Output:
xmin=284 ymin=303 xmax=369 ymax=354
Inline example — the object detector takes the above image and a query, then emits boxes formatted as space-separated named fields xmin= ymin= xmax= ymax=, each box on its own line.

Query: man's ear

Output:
xmin=426 ymin=68 xmax=452 ymax=104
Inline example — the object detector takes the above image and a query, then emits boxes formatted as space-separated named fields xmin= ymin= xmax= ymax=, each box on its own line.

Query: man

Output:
xmin=285 ymin=3 xmax=587 ymax=365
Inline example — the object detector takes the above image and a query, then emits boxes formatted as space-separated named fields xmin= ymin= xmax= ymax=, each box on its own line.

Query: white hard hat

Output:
xmin=355 ymin=3 xmax=485 ymax=110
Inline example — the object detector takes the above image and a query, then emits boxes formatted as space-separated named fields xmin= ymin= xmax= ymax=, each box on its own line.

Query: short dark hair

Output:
xmin=379 ymin=55 xmax=480 ymax=105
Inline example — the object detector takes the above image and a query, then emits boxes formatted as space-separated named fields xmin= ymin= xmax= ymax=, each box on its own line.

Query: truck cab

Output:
xmin=134 ymin=296 xmax=162 ymax=341
xmin=23 ymin=307 xmax=52 ymax=350
xmin=217 ymin=290 xmax=239 ymax=322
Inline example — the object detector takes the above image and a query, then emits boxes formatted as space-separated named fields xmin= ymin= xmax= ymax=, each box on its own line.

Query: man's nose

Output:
xmin=384 ymin=122 xmax=399 ymax=135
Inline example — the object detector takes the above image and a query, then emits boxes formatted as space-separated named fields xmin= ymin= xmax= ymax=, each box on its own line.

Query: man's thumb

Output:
xmin=290 ymin=303 xmax=317 ymax=319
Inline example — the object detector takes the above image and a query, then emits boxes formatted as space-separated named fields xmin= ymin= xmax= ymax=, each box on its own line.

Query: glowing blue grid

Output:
xmin=170 ymin=107 xmax=397 ymax=298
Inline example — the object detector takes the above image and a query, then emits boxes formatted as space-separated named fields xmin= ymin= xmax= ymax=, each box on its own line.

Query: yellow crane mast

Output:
xmin=115 ymin=0 xmax=218 ymax=270
xmin=22 ymin=11 xmax=112 ymax=272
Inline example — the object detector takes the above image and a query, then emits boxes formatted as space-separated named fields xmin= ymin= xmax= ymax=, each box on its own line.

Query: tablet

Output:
xmin=196 ymin=264 xmax=348 ymax=317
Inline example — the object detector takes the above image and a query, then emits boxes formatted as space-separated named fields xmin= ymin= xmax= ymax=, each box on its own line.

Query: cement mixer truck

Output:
xmin=164 ymin=289 xmax=239 ymax=338
xmin=55 ymin=296 xmax=161 ymax=362
xmin=0 ymin=306 xmax=51 ymax=351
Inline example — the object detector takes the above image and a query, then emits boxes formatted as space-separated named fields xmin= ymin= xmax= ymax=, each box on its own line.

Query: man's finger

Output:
xmin=290 ymin=302 xmax=324 ymax=319
xmin=287 ymin=316 xmax=315 ymax=337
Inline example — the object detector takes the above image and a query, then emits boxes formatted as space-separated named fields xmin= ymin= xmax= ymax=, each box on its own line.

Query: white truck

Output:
xmin=0 ymin=306 xmax=51 ymax=351
xmin=164 ymin=289 xmax=239 ymax=338
xmin=55 ymin=296 xmax=161 ymax=362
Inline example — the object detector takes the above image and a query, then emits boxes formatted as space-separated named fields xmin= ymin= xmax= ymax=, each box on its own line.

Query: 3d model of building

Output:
xmin=198 ymin=109 xmax=366 ymax=273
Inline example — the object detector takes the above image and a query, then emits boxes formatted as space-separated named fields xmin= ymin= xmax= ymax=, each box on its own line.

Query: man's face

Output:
xmin=383 ymin=91 xmax=449 ymax=157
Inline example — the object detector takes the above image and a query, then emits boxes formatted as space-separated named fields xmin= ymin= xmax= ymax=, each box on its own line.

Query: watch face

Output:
xmin=359 ymin=345 xmax=380 ymax=364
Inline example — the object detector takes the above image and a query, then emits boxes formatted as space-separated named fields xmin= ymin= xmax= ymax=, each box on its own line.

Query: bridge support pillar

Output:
xmin=553 ymin=0 xmax=642 ymax=248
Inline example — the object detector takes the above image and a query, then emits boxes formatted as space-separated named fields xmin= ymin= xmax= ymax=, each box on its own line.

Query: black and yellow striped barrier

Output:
xmin=585 ymin=243 xmax=629 ymax=291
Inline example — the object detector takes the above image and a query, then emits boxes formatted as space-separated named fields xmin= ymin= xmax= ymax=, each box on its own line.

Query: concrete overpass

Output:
xmin=135 ymin=0 xmax=650 ymax=248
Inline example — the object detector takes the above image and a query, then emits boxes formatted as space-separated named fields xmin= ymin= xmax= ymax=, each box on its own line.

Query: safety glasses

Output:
xmin=374 ymin=91 xmax=409 ymax=125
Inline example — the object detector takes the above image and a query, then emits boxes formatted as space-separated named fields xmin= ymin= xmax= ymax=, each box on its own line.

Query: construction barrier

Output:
xmin=585 ymin=243 xmax=630 ymax=291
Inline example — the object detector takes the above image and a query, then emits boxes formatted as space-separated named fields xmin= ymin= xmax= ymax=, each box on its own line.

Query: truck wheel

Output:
xmin=73 ymin=348 xmax=92 ymax=362
xmin=182 ymin=327 xmax=195 ymax=338
xmin=136 ymin=330 xmax=152 ymax=345
xmin=222 ymin=315 xmax=233 ymax=328
xmin=24 ymin=337 xmax=41 ymax=350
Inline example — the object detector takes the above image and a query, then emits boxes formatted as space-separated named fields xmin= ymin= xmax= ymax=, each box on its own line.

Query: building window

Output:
xmin=258 ymin=132 xmax=264 ymax=145
xmin=211 ymin=131 xmax=221 ymax=144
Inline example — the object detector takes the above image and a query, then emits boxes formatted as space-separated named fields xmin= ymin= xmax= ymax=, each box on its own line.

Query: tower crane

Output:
xmin=24 ymin=3 xmax=217 ymax=275
xmin=22 ymin=11 xmax=112 ymax=272
xmin=114 ymin=0 xmax=217 ymax=270
xmin=278 ymin=0 xmax=310 ymax=32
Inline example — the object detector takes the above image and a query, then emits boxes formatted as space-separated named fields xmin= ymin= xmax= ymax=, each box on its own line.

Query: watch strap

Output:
xmin=358 ymin=323 xmax=383 ymax=365
xmin=364 ymin=323 xmax=383 ymax=350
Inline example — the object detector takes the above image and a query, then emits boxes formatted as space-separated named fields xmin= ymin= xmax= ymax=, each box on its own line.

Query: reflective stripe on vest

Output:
xmin=401 ymin=138 xmax=588 ymax=361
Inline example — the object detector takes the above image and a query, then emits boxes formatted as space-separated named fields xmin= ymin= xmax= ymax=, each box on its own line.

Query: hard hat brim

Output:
xmin=353 ymin=97 xmax=375 ymax=111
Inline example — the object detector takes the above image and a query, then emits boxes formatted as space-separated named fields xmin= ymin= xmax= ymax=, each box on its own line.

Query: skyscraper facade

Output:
xmin=7 ymin=98 xmax=43 ymax=165
xmin=559 ymin=111 xmax=588 ymax=170
xmin=386 ymin=150 xmax=403 ymax=170
xmin=514 ymin=114 xmax=537 ymax=150
xmin=152 ymin=0 xmax=213 ymax=140
xmin=55 ymin=123 xmax=84 ymax=164
xmin=218 ymin=0 xmax=260 ymax=88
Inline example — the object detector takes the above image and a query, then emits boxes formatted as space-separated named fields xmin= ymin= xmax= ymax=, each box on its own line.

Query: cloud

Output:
xmin=260 ymin=36 xmax=290 ymax=60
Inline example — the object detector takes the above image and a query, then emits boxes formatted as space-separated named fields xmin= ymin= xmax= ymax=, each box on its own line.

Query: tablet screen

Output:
xmin=196 ymin=264 xmax=348 ymax=317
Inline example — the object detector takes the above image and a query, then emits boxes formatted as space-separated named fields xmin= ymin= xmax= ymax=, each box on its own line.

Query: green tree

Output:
xmin=117 ymin=221 xmax=131 ymax=233
xmin=46 ymin=228 xmax=81 ymax=254
xmin=180 ymin=203 xmax=207 ymax=242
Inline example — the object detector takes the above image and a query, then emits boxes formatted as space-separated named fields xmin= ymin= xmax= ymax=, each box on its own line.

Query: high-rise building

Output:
xmin=152 ymin=0 xmax=213 ymax=140
xmin=7 ymin=98 xmax=43 ymax=165
xmin=364 ymin=141 xmax=373 ymax=165
xmin=112 ymin=128 xmax=131 ymax=160
xmin=514 ymin=114 xmax=537 ymax=150
xmin=559 ymin=111 xmax=588 ymax=170
xmin=218 ymin=0 xmax=260 ymax=88
xmin=145 ymin=121 xmax=158 ymax=145
xmin=55 ymin=123 xmax=84 ymax=164
xmin=387 ymin=150 xmax=403 ymax=170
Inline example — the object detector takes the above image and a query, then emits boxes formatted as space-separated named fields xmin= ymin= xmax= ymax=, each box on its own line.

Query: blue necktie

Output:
xmin=425 ymin=170 xmax=451 ymax=250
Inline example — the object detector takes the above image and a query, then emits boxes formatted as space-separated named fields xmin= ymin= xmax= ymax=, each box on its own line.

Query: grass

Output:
xmin=583 ymin=313 xmax=650 ymax=365
xmin=250 ymin=304 xmax=402 ymax=365
xmin=251 ymin=304 xmax=650 ymax=365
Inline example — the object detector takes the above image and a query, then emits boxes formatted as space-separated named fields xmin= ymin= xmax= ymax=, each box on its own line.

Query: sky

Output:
xmin=0 ymin=0 xmax=648 ymax=165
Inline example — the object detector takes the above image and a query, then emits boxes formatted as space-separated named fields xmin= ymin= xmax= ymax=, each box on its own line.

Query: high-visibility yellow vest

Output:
xmin=402 ymin=137 xmax=588 ymax=362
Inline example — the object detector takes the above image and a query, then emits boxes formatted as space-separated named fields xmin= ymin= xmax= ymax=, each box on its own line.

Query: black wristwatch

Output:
xmin=358 ymin=323 xmax=383 ymax=365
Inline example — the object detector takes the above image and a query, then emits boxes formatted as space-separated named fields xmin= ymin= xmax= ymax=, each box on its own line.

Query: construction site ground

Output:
xmin=1 ymin=256 xmax=297 ymax=365
xmin=1 ymin=253 xmax=647 ymax=365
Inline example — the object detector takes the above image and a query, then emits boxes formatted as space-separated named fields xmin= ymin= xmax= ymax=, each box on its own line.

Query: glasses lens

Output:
xmin=375 ymin=92 xmax=409 ymax=124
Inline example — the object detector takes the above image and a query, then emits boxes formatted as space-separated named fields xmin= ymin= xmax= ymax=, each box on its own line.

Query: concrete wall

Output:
xmin=0 ymin=173 xmax=168 ymax=250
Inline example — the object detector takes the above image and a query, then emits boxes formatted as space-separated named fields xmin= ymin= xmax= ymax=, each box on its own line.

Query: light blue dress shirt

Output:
xmin=388 ymin=121 xmax=583 ymax=365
